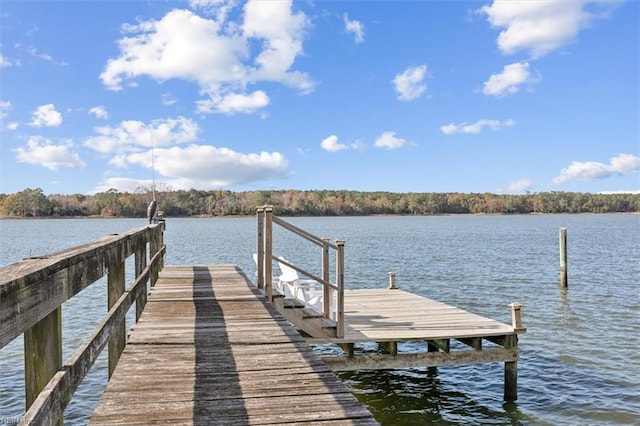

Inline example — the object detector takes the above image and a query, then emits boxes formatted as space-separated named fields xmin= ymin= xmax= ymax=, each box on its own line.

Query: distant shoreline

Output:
xmin=2 ymin=211 xmax=638 ymax=220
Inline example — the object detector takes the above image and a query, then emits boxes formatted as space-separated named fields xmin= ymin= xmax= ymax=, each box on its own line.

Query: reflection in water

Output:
xmin=339 ymin=367 xmax=535 ymax=425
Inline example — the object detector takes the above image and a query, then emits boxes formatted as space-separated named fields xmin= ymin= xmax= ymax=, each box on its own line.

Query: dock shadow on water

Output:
xmin=192 ymin=266 xmax=248 ymax=424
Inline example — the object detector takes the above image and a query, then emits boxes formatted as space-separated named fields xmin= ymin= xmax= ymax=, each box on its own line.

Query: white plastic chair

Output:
xmin=253 ymin=253 xmax=280 ymax=297
xmin=276 ymin=257 xmax=323 ymax=309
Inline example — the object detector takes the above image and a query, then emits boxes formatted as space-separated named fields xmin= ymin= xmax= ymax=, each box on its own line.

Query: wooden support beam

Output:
xmin=377 ymin=341 xmax=398 ymax=355
xmin=428 ymin=339 xmax=450 ymax=353
xmin=107 ymin=261 xmax=125 ymax=378
xmin=24 ymin=307 xmax=62 ymax=425
xmin=458 ymin=337 xmax=482 ymax=350
xmin=503 ymin=334 xmax=518 ymax=401
xmin=486 ymin=335 xmax=507 ymax=347
xmin=134 ymin=246 xmax=147 ymax=322
xmin=339 ymin=343 xmax=355 ymax=358
xmin=322 ymin=347 xmax=518 ymax=371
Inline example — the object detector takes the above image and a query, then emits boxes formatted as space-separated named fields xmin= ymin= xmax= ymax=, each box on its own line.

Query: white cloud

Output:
xmin=505 ymin=179 xmax=534 ymax=193
xmin=479 ymin=1 xmax=614 ymax=59
xmin=162 ymin=93 xmax=177 ymax=106
xmin=115 ymin=144 xmax=288 ymax=189
xmin=27 ymin=46 xmax=53 ymax=62
xmin=89 ymin=105 xmax=109 ymax=119
xmin=90 ymin=177 xmax=155 ymax=194
xmin=196 ymin=90 xmax=269 ymax=114
xmin=344 ymin=13 xmax=365 ymax=44
xmin=598 ymin=189 xmax=640 ymax=194
xmin=0 ymin=53 xmax=12 ymax=67
xmin=0 ymin=100 xmax=11 ymax=119
xmin=552 ymin=153 xmax=640 ymax=185
xmin=242 ymin=0 xmax=312 ymax=91
xmin=1 ymin=101 xmax=18 ymax=130
xmin=84 ymin=116 xmax=199 ymax=154
xmin=392 ymin=65 xmax=427 ymax=101
xmin=321 ymin=135 xmax=348 ymax=153
xmin=482 ymin=61 xmax=538 ymax=97
xmin=374 ymin=131 xmax=407 ymax=150
xmin=15 ymin=136 xmax=86 ymax=170
xmin=100 ymin=3 xmax=313 ymax=114
xmin=189 ymin=0 xmax=238 ymax=23
xmin=441 ymin=118 xmax=516 ymax=135
xmin=30 ymin=104 xmax=62 ymax=127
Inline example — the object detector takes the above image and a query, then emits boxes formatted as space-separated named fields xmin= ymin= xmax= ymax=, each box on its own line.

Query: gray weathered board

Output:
xmin=90 ymin=265 xmax=378 ymax=425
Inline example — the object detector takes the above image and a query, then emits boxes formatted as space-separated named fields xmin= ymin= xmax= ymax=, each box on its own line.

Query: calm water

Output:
xmin=1 ymin=215 xmax=639 ymax=425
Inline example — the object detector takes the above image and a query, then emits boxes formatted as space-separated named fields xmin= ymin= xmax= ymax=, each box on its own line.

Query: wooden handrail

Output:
xmin=256 ymin=206 xmax=345 ymax=338
xmin=0 ymin=222 xmax=166 ymax=425
xmin=271 ymin=216 xmax=338 ymax=250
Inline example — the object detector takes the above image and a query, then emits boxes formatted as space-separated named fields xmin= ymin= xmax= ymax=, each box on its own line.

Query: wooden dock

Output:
xmin=305 ymin=289 xmax=521 ymax=377
xmin=2 ymin=214 xmax=525 ymax=424
xmin=90 ymin=265 xmax=379 ymax=425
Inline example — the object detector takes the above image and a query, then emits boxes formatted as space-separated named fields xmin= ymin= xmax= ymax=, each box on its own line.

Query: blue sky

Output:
xmin=1 ymin=0 xmax=638 ymax=195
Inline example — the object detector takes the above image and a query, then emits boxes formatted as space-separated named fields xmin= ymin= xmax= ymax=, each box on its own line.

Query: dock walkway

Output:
xmin=90 ymin=265 xmax=378 ymax=425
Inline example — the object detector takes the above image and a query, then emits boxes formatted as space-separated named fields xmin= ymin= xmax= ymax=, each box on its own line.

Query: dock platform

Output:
xmin=306 ymin=289 xmax=521 ymax=374
xmin=90 ymin=265 xmax=379 ymax=425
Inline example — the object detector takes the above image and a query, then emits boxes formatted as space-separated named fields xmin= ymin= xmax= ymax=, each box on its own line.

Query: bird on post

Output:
xmin=147 ymin=199 xmax=158 ymax=224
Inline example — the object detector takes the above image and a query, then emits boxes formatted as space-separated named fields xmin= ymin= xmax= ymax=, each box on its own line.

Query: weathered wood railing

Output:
xmin=256 ymin=206 xmax=345 ymax=337
xmin=0 ymin=222 xmax=166 ymax=425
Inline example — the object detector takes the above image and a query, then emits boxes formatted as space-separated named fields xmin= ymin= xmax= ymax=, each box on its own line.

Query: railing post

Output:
xmin=135 ymin=244 xmax=147 ymax=322
xmin=24 ymin=307 xmax=62 ymax=425
xmin=149 ymin=226 xmax=159 ymax=287
xmin=108 ymin=261 xmax=125 ymax=378
xmin=257 ymin=207 xmax=265 ymax=289
xmin=264 ymin=206 xmax=273 ymax=301
xmin=322 ymin=237 xmax=330 ymax=318
xmin=336 ymin=239 xmax=345 ymax=338
xmin=158 ymin=221 xmax=165 ymax=271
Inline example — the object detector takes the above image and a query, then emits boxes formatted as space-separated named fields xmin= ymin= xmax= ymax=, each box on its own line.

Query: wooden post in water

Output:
xmin=388 ymin=271 xmax=397 ymax=290
xmin=24 ymin=307 xmax=62 ymax=425
xmin=504 ymin=302 xmax=524 ymax=401
xmin=504 ymin=334 xmax=518 ymax=401
xmin=559 ymin=228 xmax=568 ymax=288
xmin=108 ymin=261 xmax=125 ymax=378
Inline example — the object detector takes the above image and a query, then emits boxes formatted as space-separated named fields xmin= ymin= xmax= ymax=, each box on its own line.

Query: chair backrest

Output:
xmin=277 ymin=256 xmax=300 ymax=283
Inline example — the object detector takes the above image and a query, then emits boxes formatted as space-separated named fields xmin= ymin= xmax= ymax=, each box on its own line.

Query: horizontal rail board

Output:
xmin=0 ymin=225 xmax=163 ymax=349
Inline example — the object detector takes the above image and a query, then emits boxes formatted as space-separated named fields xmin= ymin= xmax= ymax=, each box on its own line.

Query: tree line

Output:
xmin=0 ymin=187 xmax=638 ymax=218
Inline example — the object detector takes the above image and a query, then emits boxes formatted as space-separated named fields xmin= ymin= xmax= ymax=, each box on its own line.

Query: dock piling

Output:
xmin=509 ymin=302 xmax=525 ymax=332
xmin=560 ymin=228 xmax=568 ymax=288
xmin=388 ymin=271 xmax=397 ymax=289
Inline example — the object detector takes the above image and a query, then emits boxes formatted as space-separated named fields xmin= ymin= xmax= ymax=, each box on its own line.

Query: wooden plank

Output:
xmin=306 ymin=288 xmax=517 ymax=343
xmin=91 ymin=265 xmax=378 ymax=425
